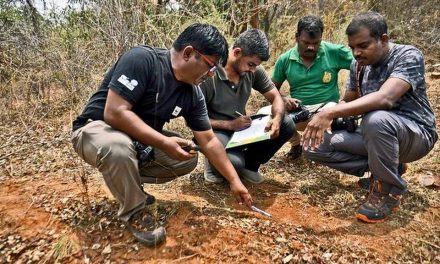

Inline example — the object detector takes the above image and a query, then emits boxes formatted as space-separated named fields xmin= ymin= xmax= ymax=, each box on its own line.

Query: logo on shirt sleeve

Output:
xmin=117 ymin=74 xmax=138 ymax=91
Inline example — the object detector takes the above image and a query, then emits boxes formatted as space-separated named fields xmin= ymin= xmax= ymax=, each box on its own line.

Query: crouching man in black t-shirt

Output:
xmin=71 ymin=23 xmax=253 ymax=246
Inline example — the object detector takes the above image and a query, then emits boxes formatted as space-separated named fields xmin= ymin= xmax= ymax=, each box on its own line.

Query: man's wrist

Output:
xmin=226 ymin=120 xmax=236 ymax=131
xmin=156 ymin=135 xmax=171 ymax=150
xmin=281 ymin=94 xmax=289 ymax=100
xmin=271 ymin=114 xmax=283 ymax=124
xmin=319 ymin=109 xmax=334 ymax=120
xmin=228 ymin=176 xmax=243 ymax=187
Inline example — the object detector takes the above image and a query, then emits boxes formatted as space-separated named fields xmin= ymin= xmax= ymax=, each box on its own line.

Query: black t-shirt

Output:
xmin=72 ymin=45 xmax=211 ymax=132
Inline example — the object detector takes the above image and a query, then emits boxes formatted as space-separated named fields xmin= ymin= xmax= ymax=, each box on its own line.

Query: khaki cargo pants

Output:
xmin=71 ymin=120 xmax=197 ymax=221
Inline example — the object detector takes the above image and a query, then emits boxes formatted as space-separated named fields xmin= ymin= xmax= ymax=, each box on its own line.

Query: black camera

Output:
xmin=133 ymin=141 xmax=154 ymax=167
xmin=331 ymin=117 xmax=358 ymax=133
xmin=289 ymin=104 xmax=311 ymax=123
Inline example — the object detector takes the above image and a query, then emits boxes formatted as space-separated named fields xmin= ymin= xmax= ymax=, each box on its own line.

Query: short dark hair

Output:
xmin=296 ymin=15 xmax=324 ymax=38
xmin=233 ymin=29 xmax=270 ymax=61
xmin=173 ymin=23 xmax=229 ymax=66
xmin=346 ymin=11 xmax=388 ymax=39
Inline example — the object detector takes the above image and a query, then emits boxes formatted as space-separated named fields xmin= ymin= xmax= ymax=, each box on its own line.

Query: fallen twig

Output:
xmin=418 ymin=239 xmax=440 ymax=250
xmin=0 ymin=147 xmax=26 ymax=161
xmin=23 ymin=194 xmax=36 ymax=216
xmin=170 ymin=253 xmax=199 ymax=263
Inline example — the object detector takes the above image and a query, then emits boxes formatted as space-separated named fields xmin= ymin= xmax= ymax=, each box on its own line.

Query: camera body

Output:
xmin=289 ymin=103 xmax=311 ymax=123
xmin=288 ymin=102 xmax=358 ymax=133
xmin=133 ymin=141 xmax=154 ymax=167
xmin=331 ymin=117 xmax=358 ymax=133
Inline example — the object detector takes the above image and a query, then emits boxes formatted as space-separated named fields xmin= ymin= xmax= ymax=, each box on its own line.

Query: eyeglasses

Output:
xmin=194 ymin=49 xmax=218 ymax=74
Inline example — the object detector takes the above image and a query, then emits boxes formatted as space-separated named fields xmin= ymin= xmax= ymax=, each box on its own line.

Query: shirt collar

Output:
xmin=216 ymin=66 xmax=229 ymax=81
xmin=289 ymin=45 xmax=301 ymax=61
xmin=289 ymin=43 xmax=324 ymax=62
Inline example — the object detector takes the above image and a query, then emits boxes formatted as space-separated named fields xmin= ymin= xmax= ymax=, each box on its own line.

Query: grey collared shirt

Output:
xmin=346 ymin=44 xmax=437 ymax=140
xmin=199 ymin=65 xmax=274 ymax=120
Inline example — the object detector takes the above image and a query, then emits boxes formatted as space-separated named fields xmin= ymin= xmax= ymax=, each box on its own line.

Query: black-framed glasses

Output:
xmin=194 ymin=49 xmax=218 ymax=74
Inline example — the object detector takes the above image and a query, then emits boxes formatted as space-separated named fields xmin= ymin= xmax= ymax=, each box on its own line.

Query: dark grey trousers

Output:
xmin=304 ymin=110 xmax=437 ymax=195
xmin=208 ymin=114 xmax=295 ymax=174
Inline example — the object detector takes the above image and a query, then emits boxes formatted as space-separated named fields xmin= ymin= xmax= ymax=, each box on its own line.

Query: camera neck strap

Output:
xmin=355 ymin=62 xmax=366 ymax=97
xmin=309 ymin=102 xmax=327 ymax=116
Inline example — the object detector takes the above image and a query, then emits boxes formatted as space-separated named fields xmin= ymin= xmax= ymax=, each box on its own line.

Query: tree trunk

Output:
xmin=25 ymin=0 xmax=41 ymax=37
xmin=250 ymin=0 xmax=259 ymax=29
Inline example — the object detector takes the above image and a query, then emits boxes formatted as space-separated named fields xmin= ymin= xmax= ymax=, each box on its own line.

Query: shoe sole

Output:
xmin=242 ymin=177 xmax=265 ymax=184
xmin=204 ymin=171 xmax=224 ymax=184
xmin=355 ymin=207 xmax=399 ymax=223
xmin=204 ymin=177 xmax=224 ymax=184
xmin=204 ymin=169 xmax=224 ymax=184
xmin=129 ymin=226 xmax=166 ymax=246
xmin=238 ymin=169 xmax=265 ymax=184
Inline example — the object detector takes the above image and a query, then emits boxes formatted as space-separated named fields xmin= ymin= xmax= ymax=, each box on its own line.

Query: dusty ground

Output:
xmin=0 ymin=76 xmax=439 ymax=263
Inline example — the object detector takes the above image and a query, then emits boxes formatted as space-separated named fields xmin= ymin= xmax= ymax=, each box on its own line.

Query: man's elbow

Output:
xmin=379 ymin=97 xmax=395 ymax=109
xmin=103 ymin=108 xmax=119 ymax=126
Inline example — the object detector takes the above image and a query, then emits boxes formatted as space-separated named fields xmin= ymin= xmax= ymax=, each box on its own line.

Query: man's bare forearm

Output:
xmin=210 ymin=119 xmax=234 ymax=131
xmin=194 ymin=131 xmax=242 ymax=184
xmin=325 ymin=91 xmax=396 ymax=119
xmin=104 ymin=108 xmax=168 ymax=148
xmin=270 ymin=95 xmax=285 ymax=122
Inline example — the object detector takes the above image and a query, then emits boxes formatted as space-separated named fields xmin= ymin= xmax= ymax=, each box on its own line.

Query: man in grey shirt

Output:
xmin=199 ymin=29 xmax=295 ymax=184
xmin=302 ymin=12 xmax=437 ymax=223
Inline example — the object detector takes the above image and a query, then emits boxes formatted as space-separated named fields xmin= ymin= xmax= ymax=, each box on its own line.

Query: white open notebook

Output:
xmin=226 ymin=115 xmax=271 ymax=149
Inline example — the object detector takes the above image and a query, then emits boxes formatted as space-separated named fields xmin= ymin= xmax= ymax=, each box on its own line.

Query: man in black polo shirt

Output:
xmin=199 ymin=29 xmax=295 ymax=184
xmin=71 ymin=23 xmax=253 ymax=246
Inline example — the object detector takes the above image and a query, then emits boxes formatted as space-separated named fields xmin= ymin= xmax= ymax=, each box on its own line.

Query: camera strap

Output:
xmin=309 ymin=102 xmax=327 ymax=116
xmin=355 ymin=62 xmax=366 ymax=97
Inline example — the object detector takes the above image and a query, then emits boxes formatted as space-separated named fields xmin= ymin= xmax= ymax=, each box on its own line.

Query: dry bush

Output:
xmin=1 ymin=0 xmax=439 ymax=124
xmin=366 ymin=0 xmax=440 ymax=60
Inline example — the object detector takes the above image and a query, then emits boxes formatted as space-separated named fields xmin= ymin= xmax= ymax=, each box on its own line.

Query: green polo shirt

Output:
xmin=272 ymin=41 xmax=353 ymax=105
xmin=199 ymin=65 xmax=274 ymax=120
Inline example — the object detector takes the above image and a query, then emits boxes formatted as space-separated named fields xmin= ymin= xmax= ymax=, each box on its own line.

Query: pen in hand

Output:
xmin=235 ymin=111 xmax=244 ymax=117
xmin=233 ymin=111 xmax=252 ymax=131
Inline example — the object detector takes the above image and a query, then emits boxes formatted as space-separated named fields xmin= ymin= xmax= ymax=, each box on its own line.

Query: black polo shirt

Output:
xmin=73 ymin=45 xmax=211 ymax=132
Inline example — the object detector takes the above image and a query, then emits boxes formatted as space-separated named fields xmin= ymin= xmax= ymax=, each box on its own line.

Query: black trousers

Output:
xmin=208 ymin=114 xmax=295 ymax=173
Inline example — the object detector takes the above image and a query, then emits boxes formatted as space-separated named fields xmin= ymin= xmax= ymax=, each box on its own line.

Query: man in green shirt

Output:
xmin=259 ymin=16 xmax=353 ymax=159
xmin=199 ymin=29 xmax=295 ymax=184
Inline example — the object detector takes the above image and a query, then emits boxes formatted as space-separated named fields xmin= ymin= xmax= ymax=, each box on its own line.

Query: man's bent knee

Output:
xmin=140 ymin=153 xmax=198 ymax=184
xmin=361 ymin=111 xmax=398 ymax=136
